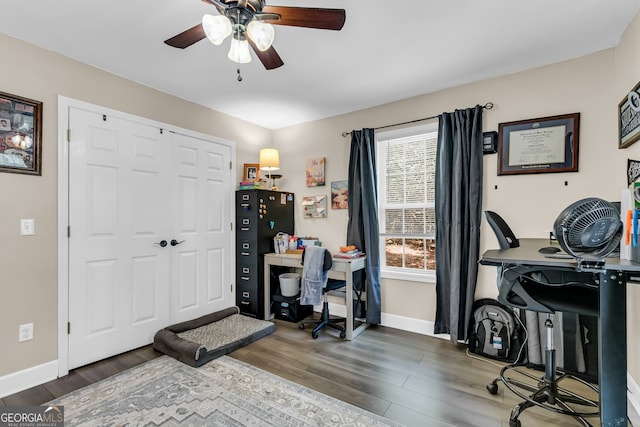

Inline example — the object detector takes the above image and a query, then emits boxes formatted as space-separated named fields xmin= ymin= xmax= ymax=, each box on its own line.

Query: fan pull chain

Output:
xmin=236 ymin=9 xmax=243 ymax=82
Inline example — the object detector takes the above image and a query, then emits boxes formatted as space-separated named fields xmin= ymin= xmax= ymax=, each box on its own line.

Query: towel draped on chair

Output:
xmin=300 ymin=246 xmax=332 ymax=305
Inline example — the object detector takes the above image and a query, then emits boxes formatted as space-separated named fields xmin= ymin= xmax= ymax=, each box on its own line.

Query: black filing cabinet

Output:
xmin=236 ymin=190 xmax=294 ymax=318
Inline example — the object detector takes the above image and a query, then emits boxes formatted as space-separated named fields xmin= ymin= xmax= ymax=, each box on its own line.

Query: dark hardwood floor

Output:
xmin=1 ymin=319 xmax=609 ymax=426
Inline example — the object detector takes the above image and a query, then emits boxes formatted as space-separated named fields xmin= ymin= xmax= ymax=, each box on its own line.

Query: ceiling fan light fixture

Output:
xmin=246 ymin=20 xmax=275 ymax=51
xmin=202 ymin=14 xmax=232 ymax=45
xmin=228 ymin=37 xmax=252 ymax=63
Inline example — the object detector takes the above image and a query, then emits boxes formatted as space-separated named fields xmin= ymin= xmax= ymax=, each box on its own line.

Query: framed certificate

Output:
xmin=497 ymin=113 xmax=580 ymax=175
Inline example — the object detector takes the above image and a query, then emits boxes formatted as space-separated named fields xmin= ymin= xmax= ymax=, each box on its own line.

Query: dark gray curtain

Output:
xmin=347 ymin=128 xmax=381 ymax=325
xmin=433 ymin=105 xmax=483 ymax=343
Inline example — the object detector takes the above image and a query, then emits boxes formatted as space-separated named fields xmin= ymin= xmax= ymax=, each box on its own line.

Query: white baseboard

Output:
xmin=326 ymin=303 xmax=451 ymax=340
xmin=0 ymin=360 xmax=58 ymax=399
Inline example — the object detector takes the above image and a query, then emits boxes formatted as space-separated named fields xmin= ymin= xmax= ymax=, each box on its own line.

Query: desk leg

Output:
xmin=599 ymin=270 xmax=627 ymax=426
xmin=263 ymin=261 xmax=272 ymax=321
xmin=345 ymin=266 xmax=354 ymax=340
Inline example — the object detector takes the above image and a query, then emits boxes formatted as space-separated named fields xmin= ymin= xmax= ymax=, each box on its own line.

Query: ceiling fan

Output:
xmin=164 ymin=0 xmax=346 ymax=70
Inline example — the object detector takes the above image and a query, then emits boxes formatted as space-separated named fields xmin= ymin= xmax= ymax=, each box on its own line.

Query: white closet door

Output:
xmin=169 ymin=132 xmax=233 ymax=323
xmin=68 ymin=109 xmax=172 ymax=369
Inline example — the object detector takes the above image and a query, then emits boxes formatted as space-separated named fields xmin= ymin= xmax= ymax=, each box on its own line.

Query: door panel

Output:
xmin=68 ymin=109 xmax=171 ymax=369
xmin=170 ymin=133 xmax=232 ymax=323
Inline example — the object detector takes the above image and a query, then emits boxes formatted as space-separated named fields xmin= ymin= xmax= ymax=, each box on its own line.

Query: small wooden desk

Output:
xmin=263 ymin=253 xmax=368 ymax=340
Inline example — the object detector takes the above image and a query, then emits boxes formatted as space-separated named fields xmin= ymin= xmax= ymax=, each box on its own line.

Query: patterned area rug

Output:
xmin=50 ymin=355 xmax=402 ymax=426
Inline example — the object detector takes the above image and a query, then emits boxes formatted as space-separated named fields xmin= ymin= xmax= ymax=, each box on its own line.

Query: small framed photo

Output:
xmin=243 ymin=163 xmax=260 ymax=182
xmin=498 ymin=113 xmax=579 ymax=175
xmin=0 ymin=91 xmax=42 ymax=176
xmin=619 ymin=81 xmax=640 ymax=149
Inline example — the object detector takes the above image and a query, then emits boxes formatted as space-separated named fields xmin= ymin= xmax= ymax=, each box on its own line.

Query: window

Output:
xmin=376 ymin=122 xmax=438 ymax=282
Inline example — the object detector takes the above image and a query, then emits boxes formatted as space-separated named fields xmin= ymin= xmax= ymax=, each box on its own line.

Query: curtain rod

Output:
xmin=341 ymin=102 xmax=494 ymax=137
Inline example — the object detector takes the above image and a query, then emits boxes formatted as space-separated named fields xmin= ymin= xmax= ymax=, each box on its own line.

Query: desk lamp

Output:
xmin=259 ymin=148 xmax=280 ymax=190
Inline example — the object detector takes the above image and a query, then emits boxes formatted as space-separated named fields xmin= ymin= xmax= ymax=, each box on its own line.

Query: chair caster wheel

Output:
xmin=298 ymin=324 xmax=305 ymax=330
xmin=509 ymin=419 xmax=521 ymax=427
xmin=312 ymin=331 xmax=319 ymax=339
xmin=486 ymin=382 xmax=498 ymax=395
xmin=340 ymin=331 xmax=346 ymax=339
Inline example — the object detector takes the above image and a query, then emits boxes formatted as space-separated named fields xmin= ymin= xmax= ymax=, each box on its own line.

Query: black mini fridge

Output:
xmin=235 ymin=189 xmax=294 ymax=318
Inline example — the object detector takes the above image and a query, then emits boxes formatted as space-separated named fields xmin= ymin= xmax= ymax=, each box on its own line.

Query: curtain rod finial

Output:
xmin=342 ymin=131 xmax=350 ymax=137
xmin=484 ymin=102 xmax=494 ymax=110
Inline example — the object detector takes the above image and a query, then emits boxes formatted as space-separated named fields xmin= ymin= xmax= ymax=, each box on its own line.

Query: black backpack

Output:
xmin=468 ymin=298 xmax=524 ymax=363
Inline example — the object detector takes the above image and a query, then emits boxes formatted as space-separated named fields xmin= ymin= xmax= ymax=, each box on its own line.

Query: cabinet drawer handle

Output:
xmin=240 ymin=252 xmax=250 ymax=256
xmin=241 ymin=277 xmax=250 ymax=281
xmin=240 ymin=301 xmax=250 ymax=305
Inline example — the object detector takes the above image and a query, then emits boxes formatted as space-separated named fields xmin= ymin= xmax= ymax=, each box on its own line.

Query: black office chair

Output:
xmin=484 ymin=211 xmax=600 ymax=427
xmin=298 ymin=247 xmax=347 ymax=339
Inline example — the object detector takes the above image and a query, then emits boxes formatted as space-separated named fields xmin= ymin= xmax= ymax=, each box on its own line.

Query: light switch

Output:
xmin=20 ymin=219 xmax=35 ymax=236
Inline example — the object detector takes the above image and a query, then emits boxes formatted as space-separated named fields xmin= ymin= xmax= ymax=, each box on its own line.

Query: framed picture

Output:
xmin=0 ymin=91 xmax=43 ymax=175
xmin=243 ymin=163 xmax=260 ymax=182
xmin=619 ymin=81 xmax=640 ymax=149
xmin=302 ymin=195 xmax=327 ymax=218
xmin=306 ymin=157 xmax=325 ymax=187
xmin=497 ymin=113 xmax=580 ymax=175
xmin=331 ymin=180 xmax=348 ymax=209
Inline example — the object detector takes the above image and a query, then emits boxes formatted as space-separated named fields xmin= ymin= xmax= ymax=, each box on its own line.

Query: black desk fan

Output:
xmin=553 ymin=197 xmax=622 ymax=269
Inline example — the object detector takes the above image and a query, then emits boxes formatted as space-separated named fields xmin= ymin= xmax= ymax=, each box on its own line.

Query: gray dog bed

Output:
xmin=153 ymin=307 xmax=275 ymax=367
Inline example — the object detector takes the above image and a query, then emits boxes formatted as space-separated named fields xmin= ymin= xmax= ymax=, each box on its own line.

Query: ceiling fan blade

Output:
xmin=164 ymin=24 xmax=206 ymax=49
xmin=201 ymin=0 xmax=226 ymax=14
xmin=248 ymin=39 xmax=284 ymax=70
xmin=262 ymin=6 xmax=345 ymax=30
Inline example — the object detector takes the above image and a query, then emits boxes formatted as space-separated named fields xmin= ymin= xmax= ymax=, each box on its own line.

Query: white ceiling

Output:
xmin=1 ymin=1 xmax=639 ymax=129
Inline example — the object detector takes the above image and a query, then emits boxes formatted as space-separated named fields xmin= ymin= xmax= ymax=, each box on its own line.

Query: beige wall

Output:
xmin=2 ymin=8 xmax=640 ymax=388
xmin=0 ymin=32 xmax=271 ymax=376
xmin=273 ymin=48 xmax=619 ymax=324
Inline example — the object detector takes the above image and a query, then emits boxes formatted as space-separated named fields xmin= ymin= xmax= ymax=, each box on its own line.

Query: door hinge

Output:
xmin=230 ymin=283 xmax=233 ymax=292
xmin=230 ymin=222 xmax=233 ymax=231
xmin=67 ymin=129 xmax=71 ymax=142
xmin=67 ymin=226 xmax=71 ymax=238
xmin=229 ymin=161 xmax=232 ymax=170
xmin=67 ymin=322 xmax=71 ymax=334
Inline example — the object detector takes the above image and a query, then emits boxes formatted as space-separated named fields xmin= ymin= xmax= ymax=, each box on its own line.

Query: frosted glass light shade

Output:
xmin=246 ymin=20 xmax=275 ymax=51
xmin=228 ymin=38 xmax=252 ymax=63
xmin=259 ymin=148 xmax=280 ymax=171
xmin=202 ymin=14 xmax=232 ymax=45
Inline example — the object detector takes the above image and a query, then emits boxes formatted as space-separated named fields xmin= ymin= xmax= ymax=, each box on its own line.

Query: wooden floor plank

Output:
xmin=1 ymin=319 xmax=609 ymax=426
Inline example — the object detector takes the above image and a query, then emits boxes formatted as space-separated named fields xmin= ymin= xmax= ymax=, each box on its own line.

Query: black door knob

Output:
xmin=155 ymin=240 xmax=168 ymax=247
xmin=170 ymin=239 xmax=185 ymax=246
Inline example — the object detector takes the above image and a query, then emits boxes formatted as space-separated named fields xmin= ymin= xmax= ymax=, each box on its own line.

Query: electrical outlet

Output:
xmin=19 ymin=323 xmax=33 ymax=342
xmin=20 ymin=219 xmax=35 ymax=236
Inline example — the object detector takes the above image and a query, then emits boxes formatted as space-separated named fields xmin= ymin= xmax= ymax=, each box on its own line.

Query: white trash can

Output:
xmin=279 ymin=273 xmax=301 ymax=297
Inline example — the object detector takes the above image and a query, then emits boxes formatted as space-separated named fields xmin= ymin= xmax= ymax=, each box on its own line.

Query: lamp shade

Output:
xmin=259 ymin=148 xmax=280 ymax=171
xmin=228 ymin=37 xmax=252 ymax=63
xmin=202 ymin=14 xmax=232 ymax=45
xmin=246 ymin=20 xmax=275 ymax=51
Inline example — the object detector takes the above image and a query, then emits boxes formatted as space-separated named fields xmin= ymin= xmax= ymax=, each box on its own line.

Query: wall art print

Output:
xmin=331 ymin=180 xmax=348 ymax=209
xmin=306 ymin=157 xmax=325 ymax=187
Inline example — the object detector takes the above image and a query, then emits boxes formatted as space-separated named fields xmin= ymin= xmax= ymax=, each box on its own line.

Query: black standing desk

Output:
xmin=481 ymin=238 xmax=640 ymax=427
